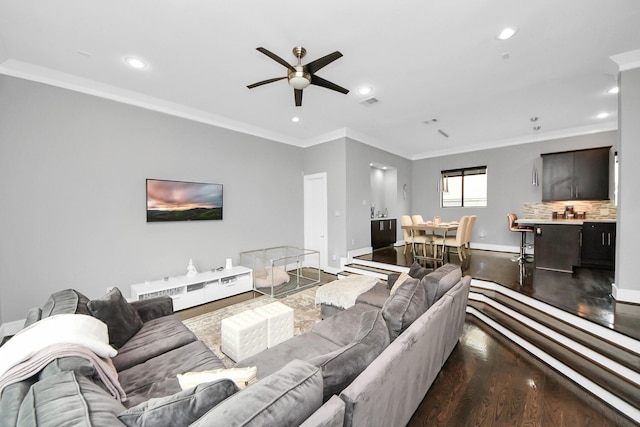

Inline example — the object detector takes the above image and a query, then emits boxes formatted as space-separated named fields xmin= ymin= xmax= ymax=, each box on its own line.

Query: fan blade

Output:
xmin=256 ymin=47 xmax=295 ymax=72
xmin=306 ymin=51 xmax=343 ymax=74
xmin=247 ymin=76 xmax=287 ymax=89
xmin=310 ymin=75 xmax=349 ymax=94
xmin=294 ymin=89 xmax=303 ymax=107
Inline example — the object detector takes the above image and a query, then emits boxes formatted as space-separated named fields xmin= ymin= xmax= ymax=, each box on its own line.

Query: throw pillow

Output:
xmin=87 ymin=287 xmax=143 ymax=349
xmin=421 ymin=264 xmax=462 ymax=307
xmin=190 ymin=360 xmax=322 ymax=427
xmin=118 ymin=379 xmax=239 ymax=427
xmin=389 ymin=272 xmax=412 ymax=295
xmin=386 ymin=272 xmax=400 ymax=290
xmin=381 ymin=276 xmax=428 ymax=340
xmin=408 ymin=262 xmax=432 ymax=280
xmin=176 ymin=366 xmax=257 ymax=390
xmin=310 ymin=310 xmax=390 ymax=402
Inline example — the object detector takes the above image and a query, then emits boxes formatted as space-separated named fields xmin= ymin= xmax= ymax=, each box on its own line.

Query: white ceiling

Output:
xmin=1 ymin=0 xmax=639 ymax=159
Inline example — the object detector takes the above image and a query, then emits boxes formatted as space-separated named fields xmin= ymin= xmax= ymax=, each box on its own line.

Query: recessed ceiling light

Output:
xmin=291 ymin=117 xmax=300 ymax=123
xmin=608 ymin=86 xmax=619 ymax=94
xmin=497 ymin=27 xmax=518 ymax=40
xmin=596 ymin=112 xmax=609 ymax=119
xmin=124 ymin=57 xmax=147 ymax=69
xmin=358 ymin=86 xmax=373 ymax=96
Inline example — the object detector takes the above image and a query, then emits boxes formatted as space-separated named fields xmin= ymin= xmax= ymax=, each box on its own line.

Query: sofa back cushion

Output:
xmin=421 ymin=264 xmax=462 ymax=307
xmin=118 ymin=379 xmax=239 ymax=427
xmin=310 ymin=310 xmax=390 ymax=402
xmin=41 ymin=289 xmax=91 ymax=318
xmin=17 ymin=371 xmax=126 ymax=426
xmin=381 ymin=277 xmax=428 ymax=340
xmin=191 ymin=359 xmax=323 ymax=427
xmin=87 ymin=287 xmax=144 ymax=349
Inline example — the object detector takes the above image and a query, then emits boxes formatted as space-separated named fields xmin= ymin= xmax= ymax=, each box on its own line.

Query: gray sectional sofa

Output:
xmin=0 ymin=263 xmax=470 ymax=426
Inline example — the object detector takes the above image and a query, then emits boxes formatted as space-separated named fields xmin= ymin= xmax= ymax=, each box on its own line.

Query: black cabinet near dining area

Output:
xmin=371 ymin=218 xmax=396 ymax=249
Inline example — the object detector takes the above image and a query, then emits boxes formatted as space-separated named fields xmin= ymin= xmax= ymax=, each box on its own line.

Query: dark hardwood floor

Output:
xmin=408 ymin=318 xmax=636 ymax=427
xmin=356 ymin=246 xmax=640 ymax=426
xmin=356 ymin=246 xmax=640 ymax=341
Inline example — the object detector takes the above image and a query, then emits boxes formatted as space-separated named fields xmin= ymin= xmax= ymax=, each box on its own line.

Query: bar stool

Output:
xmin=507 ymin=213 xmax=533 ymax=263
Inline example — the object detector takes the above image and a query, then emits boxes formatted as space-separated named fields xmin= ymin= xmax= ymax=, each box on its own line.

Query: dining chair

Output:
xmin=433 ymin=215 xmax=470 ymax=261
xmin=401 ymin=215 xmax=430 ymax=256
xmin=411 ymin=214 xmax=435 ymax=255
xmin=463 ymin=215 xmax=477 ymax=257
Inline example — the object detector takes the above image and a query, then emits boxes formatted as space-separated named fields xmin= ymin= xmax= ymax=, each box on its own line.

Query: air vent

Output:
xmin=360 ymin=97 xmax=379 ymax=106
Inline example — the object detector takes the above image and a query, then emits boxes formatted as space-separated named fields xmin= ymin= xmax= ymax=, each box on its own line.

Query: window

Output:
xmin=441 ymin=166 xmax=487 ymax=207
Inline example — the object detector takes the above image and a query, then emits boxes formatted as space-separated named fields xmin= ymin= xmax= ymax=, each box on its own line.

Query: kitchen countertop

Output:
xmin=517 ymin=218 xmax=616 ymax=225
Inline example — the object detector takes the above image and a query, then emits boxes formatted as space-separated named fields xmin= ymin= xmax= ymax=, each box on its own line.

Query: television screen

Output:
xmin=146 ymin=179 xmax=223 ymax=222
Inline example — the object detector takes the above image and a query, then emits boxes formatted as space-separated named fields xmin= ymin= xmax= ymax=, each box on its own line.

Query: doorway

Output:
xmin=304 ymin=172 xmax=329 ymax=271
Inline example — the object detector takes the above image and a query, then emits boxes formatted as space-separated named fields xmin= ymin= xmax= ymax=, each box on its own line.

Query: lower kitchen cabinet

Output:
xmin=534 ymin=224 xmax=582 ymax=273
xmin=371 ymin=218 xmax=396 ymax=249
xmin=581 ymin=222 xmax=616 ymax=269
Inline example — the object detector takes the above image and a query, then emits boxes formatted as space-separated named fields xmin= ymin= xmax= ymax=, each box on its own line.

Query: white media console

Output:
xmin=130 ymin=266 xmax=253 ymax=311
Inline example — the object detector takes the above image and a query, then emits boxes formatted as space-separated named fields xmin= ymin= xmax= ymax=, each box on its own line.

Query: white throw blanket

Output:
xmin=315 ymin=275 xmax=380 ymax=309
xmin=0 ymin=314 xmax=124 ymax=400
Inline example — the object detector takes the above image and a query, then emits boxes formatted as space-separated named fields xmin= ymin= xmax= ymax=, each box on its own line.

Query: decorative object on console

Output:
xmin=146 ymin=179 xmax=223 ymax=222
xmin=225 ymin=258 xmax=233 ymax=270
xmin=186 ymin=259 xmax=198 ymax=277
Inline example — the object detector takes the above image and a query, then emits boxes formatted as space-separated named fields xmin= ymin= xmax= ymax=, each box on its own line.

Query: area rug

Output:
xmin=183 ymin=286 xmax=321 ymax=368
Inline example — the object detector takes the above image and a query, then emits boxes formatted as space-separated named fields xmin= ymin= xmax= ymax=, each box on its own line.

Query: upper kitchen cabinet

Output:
xmin=542 ymin=146 xmax=610 ymax=201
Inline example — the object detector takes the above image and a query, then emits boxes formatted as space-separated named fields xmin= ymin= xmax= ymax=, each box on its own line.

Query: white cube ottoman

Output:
xmin=221 ymin=310 xmax=268 ymax=362
xmin=253 ymin=302 xmax=294 ymax=348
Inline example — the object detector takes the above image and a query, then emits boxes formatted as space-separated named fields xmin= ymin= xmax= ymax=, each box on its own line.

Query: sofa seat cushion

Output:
xmin=88 ymin=288 xmax=144 ymax=350
xmin=422 ymin=264 xmax=462 ymax=307
xmin=17 ymin=371 xmax=127 ymax=426
xmin=381 ymin=277 xmax=428 ymax=340
xmin=311 ymin=303 xmax=379 ymax=347
xmin=235 ymin=332 xmax=341 ymax=380
xmin=310 ymin=310 xmax=390 ymax=402
xmin=112 ymin=315 xmax=198 ymax=372
xmin=118 ymin=340 xmax=225 ymax=408
xmin=118 ymin=379 xmax=239 ymax=427
xmin=191 ymin=359 xmax=323 ymax=427
xmin=355 ymin=282 xmax=390 ymax=308
xmin=41 ymin=289 xmax=91 ymax=318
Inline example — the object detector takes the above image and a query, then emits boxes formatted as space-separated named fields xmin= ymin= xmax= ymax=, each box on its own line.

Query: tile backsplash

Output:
xmin=523 ymin=200 xmax=617 ymax=220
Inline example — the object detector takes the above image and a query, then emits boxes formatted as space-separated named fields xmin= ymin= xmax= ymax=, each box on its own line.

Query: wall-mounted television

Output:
xmin=146 ymin=179 xmax=223 ymax=222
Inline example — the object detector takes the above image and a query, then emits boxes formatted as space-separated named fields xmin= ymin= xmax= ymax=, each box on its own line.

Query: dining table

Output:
xmin=401 ymin=221 xmax=459 ymax=267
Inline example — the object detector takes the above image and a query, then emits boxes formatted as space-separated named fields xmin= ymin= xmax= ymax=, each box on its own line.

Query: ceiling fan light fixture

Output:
xmin=124 ymin=57 xmax=147 ymax=69
xmin=288 ymin=68 xmax=311 ymax=89
xmin=497 ymin=27 xmax=518 ymax=40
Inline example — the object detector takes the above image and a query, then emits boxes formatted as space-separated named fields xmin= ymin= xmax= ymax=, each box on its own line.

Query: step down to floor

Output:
xmin=342 ymin=259 xmax=409 ymax=280
xmin=468 ymin=279 xmax=640 ymax=424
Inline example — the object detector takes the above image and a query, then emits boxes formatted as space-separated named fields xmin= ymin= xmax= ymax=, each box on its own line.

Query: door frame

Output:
xmin=304 ymin=172 xmax=329 ymax=271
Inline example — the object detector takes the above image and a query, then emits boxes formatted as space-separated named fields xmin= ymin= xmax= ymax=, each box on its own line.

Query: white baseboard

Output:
xmin=347 ymin=247 xmax=372 ymax=258
xmin=612 ymin=283 xmax=640 ymax=304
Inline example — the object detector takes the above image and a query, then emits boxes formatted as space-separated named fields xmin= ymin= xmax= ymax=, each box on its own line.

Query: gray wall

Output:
xmin=411 ymin=131 xmax=618 ymax=251
xmin=615 ymin=66 xmax=640 ymax=299
xmin=0 ymin=76 xmax=304 ymax=323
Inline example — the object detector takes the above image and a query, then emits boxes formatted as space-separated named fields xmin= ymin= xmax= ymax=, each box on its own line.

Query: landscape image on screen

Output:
xmin=146 ymin=179 xmax=223 ymax=222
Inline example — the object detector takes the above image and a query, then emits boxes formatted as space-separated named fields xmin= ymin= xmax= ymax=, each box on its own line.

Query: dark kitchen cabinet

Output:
xmin=371 ymin=218 xmax=396 ymax=249
xmin=581 ymin=222 xmax=616 ymax=269
xmin=534 ymin=224 xmax=582 ymax=273
xmin=542 ymin=147 xmax=610 ymax=201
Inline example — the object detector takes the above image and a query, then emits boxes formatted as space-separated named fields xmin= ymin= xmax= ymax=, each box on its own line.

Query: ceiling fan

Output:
xmin=247 ymin=46 xmax=349 ymax=107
